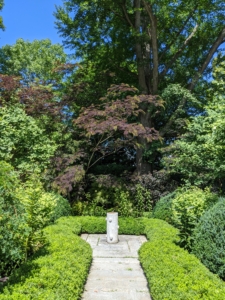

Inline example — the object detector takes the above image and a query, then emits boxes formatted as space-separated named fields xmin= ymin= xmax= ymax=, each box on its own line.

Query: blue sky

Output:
xmin=0 ymin=0 xmax=72 ymax=53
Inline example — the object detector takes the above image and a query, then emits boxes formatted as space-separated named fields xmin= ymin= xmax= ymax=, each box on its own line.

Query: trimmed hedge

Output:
xmin=1 ymin=216 xmax=225 ymax=300
xmin=139 ymin=219 xmax=225 ymax=300
xmin=0 ymin=217 xmax=92 ymax=300
xmin=77 ymin=216 xmax=145 ymax=235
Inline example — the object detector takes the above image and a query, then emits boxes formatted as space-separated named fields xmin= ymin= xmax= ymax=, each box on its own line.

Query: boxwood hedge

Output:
xmin=1 ymin=216 xmax=225 ymax=300
xmin=139 ymin=219 xmax=225 ymax=300
xmin=0 ymin=217 xmax=91 ymax=300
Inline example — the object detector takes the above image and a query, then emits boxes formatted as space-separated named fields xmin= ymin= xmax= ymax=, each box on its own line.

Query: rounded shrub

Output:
xmin=152 ymin=191 xmax=176 ymax=223
xmin=191 ymin=198 xmax=225 ymax=280
xmin=15 ymin=178 xmax=71 ymax=255
xmin=171 ymin=187 xmax=218 ymax=249
xmin=16 ymin=180 xmax=71 ymax=230
xmin=41 ymin=192 xmax=71 ymax=223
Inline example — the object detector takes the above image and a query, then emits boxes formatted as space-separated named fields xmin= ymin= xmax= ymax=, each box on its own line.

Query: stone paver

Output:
xmin=81 ymin=234 xmax=151 ymax=300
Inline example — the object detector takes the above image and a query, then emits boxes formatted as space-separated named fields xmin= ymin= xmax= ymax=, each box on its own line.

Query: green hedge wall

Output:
xmin=139 ymin=219 xmax=225 ymax=300
xmin=77 ymin=216 xmax=145 ymax=235
xmin=1 ymin=216 xmax=225 ymax=300
xmin=0 ymin=217 xmax=91 ymax=300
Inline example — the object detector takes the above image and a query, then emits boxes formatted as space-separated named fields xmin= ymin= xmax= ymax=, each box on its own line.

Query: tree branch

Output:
xmin=88 ymin=146 xmax=124 ymax=170
xmin=121 ymin=2 xmax=134 ymax=28
xmin=160 ymin=24 xmax=199 ymax=78
xmin=188 ymin=27 xmax=225 ymax=91
xmin=86 ymin=134 xmax=113 ymax=171
xmin=160 ymin=27 xmax=225 ymax=137
xmin=159 ymin=5 xmax=197 ymax=62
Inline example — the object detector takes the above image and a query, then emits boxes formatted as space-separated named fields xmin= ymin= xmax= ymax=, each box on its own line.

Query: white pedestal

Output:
xmin=106 ymin=212 xmax=119 ymax=244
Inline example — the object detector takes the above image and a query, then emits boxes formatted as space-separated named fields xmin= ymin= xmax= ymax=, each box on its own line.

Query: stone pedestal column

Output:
xmin=106 ymin=212 xmax=119 ymax=243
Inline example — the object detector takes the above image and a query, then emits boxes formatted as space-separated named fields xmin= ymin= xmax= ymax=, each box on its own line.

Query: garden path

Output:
xmin=81 ymin=234 xmax=152 ymax=300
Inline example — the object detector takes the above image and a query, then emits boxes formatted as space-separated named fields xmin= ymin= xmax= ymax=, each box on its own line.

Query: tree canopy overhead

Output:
xmin=55 ymin=0 xmax=225 ymax=94
xmin=0 ymin=39 xmax=67 ymax=85
xmin=54 ymin=0 xmax=225 ymax=174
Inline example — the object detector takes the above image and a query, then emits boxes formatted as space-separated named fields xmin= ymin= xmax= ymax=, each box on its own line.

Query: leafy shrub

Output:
xmin=132 ymin=184 xmax=152 ymax=215
xmin=171 ymin=187 xmax=218 ymax=249
xmin=0 ymin=106 xmax=57 ymax=175
xmin=142 ymin=218 xmax=179 ymax=243
xmin=0 ymin=161 xmax=30 ymax=276
xmin=152 ymin=191 xmax=176 ymax=222
xmin=0 ymin=218 xmax=92 ymax=300
xmin=130 ymin=170 xmax=178 ymax=204
xmin=16 ymin=179 xmax=71 ymax=229
xmin=114 ymin=188 xmax=135 ymax=217
xmin=73 ymin=175 xmax=153 ymax=217
xmin=49 ymin=193 xmax=71 ymax=221
xmin=72 ymin=191 xmax=109 ymax=217
xmin=139 ymin=219 xmax=225 ymax=300
xmin=15 ymin=178 xmax=71 ymax=255
xmin=0 ymin=191 xmax=30 ymax=277
xmin=191 ymin=198 xmax=225 ymax=280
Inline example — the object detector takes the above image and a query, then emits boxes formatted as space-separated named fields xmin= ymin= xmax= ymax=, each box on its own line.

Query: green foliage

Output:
xmin=49 ymin=193 xmax=71 ymax=221
xmin=0 ymin=218 xmax=92 ymax=300
xmin=163 ymin=59 xmax=225 ymax=188
xmin=171 ymin=188 xmax=218 ymax=249
xmin=152 ymin=191 xmax=176 ymax=223
xmin=55 ymin=216 xmax=82 ymax=235
xmin=0 ymin=106 xmax=57 ymax=175
xmin=139 ymin=219 xmax=225 ymax=300
xmin=0 ymin=39 xmax=66 ymax=85
xmin=132 ymin=184 xmax=152 ymax=216
xmin=1 ymin=216 xmax=225 ymax=299
xmin=192 ymin=199 xmax=225 ymax=280
xmin=142 ymin=218 xmax=180 ymax=244
xmin=159 ymin=84 xmax=201 ymax=134
xmin=114 ymin=188 xmax=134 ymax=217
xmin=119 ymin=217 xmax=145 ymax=235
xmin=131 ymin=171 xmax=177 ymax=204
xmin=76 ymin=216 xmax=144 ymax=235
xmin=113 ymin=184 xmax=152 ymax=218
xmin=15 ymin=178 xmax=71 ymax=255
xmin=0 ymin=0 xmax=4 ymax=30
xmin=0 ymin=161 xmax=30 ymax=276
xmin=73 ymin=176 xmax=153 ymax=218
xmin=153 ymin=188 xmax=218 ymax=249
xmin=77 ymin=216 xmax=106 ymax=233
xmin=54 ymin=0 xmax=225 ymax=177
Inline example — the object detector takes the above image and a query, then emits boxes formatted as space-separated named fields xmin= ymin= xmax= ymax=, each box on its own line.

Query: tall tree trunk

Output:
xmin=143 ymin=1 xmax=159 ymax=94
xmin=135 ymin=1 xmax=159 ymax=174
xmin=134 ymin=0 xmax=148 ymax=94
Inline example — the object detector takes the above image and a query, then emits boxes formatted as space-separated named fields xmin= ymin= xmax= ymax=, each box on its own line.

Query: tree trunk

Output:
xmin=134 ymin=1 xmax=158 ymax=174
xmin=134 ymin=1 xmax=149 ymax=174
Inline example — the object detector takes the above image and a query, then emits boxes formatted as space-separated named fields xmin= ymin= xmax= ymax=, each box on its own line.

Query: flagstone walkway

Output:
xmin=81 ymin=234 xmax=152 ymax=300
